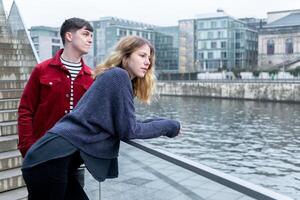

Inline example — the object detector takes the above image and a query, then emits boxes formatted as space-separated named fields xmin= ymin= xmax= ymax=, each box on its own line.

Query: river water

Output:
xmin=135 ymin=96 xmax=300 ymax=199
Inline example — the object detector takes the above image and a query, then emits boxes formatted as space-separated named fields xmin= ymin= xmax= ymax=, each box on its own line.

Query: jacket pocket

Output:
xmin=39 ymin=77 xmax=63 ymax=101
xmin=40 ymin=78 xmax=62 ymax=86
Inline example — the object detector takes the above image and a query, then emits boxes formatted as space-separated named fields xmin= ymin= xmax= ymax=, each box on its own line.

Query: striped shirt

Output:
xmin=60 ymin=57 xmax=82 ymax=111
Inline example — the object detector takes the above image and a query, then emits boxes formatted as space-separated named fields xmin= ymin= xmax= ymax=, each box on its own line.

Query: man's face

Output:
xmin=68 ymin=27 xmax=93 ymax=55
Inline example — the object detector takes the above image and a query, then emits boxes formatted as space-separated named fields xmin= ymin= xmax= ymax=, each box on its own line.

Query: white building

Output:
xmin=258 ymin=9 xmax=300 ymax=70
xmin=29 ymin=26 xmax=62 ymax=61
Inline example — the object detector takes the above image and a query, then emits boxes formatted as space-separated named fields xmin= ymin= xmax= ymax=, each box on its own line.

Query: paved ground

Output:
xmin=84 ymin=142 xmax=255 ymax=200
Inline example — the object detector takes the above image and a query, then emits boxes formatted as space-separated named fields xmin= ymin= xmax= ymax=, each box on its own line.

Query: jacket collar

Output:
xmin=49 ymin=49 xmax=91 ymax=75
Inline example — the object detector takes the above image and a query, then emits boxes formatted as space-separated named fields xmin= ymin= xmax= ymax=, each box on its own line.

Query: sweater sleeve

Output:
xmin=109 ymin=69 xmax=180 ymax=141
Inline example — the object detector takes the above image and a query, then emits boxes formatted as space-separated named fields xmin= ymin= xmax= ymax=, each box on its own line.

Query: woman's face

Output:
xmin=124 ymin=44 xmax=151 ymax=79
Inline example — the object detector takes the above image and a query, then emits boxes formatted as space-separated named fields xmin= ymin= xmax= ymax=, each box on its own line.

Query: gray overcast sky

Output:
xmin=3 ymin=0 xmax=300 ymax=27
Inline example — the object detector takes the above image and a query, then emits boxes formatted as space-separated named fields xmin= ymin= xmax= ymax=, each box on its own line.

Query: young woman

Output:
xmin=21 ymin=36 xmax=181 ymax=200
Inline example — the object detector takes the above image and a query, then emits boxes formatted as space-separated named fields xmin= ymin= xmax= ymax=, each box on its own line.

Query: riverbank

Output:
xmin=156 ymin=81 xmax=300 ymax=103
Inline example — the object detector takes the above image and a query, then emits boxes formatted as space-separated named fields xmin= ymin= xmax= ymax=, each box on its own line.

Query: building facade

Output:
xmin=179 ymin=11 xmax=258 ymax=73
xmin=29 ymin=26 xmax=62 ymax=61
xmin=178 ymin=19 xmax=196 ymax=73
xmin=153 ymin=26 xmax=179 ymax=72
xmin=258 ymin=10 xmax=300 ymax=70
xmin=89 ymin=17 xmax=179 ymax=71
xmin=89 ymin=17 xmax=155 ymax=67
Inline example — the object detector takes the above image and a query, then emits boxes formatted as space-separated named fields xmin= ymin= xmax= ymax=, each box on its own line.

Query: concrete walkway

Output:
xmin=84 ymin=142 xmax=255 ymax=200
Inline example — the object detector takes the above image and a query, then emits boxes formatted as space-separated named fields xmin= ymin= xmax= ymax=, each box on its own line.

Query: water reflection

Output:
xmin=135 ymin=96 xmax=300 ymax=199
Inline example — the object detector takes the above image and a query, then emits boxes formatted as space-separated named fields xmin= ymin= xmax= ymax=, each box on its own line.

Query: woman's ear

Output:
xmin=122 ymin=57 xmax=128 ymax=68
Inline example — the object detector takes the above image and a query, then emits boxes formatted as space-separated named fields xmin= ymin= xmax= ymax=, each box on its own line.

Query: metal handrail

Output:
xmin=158 ymin=79 xmax=300 ymax=84
xmin=125 ymin=140 xmax=293 ymax=200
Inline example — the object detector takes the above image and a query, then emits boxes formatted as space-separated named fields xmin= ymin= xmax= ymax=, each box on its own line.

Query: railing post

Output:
xmin=99 ymin=182 xmax=101 ymax=200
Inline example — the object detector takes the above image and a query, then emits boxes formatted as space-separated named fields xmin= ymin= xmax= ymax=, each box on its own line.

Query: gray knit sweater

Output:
xmin=49 ymin=67 xmax=180 ymax=159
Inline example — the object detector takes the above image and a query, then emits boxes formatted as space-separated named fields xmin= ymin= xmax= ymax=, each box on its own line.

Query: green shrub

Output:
xmin=252 ymin=70 xmax=260 ymax=77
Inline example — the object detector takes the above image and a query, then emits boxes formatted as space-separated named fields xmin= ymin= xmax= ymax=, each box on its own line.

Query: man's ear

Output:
xmin=65 ymin=32 xmax=73 ymax=43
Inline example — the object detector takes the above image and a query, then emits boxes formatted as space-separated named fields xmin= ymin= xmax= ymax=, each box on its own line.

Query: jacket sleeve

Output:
xmin=17 ymin=66 xmax=41 ymax=157
xmin=110 ymin=71 xmax=180 ymax=141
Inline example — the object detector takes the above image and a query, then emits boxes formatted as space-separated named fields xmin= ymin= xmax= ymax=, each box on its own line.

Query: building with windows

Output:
xmin=179 ymin=10 xmax=258 ymax=73
xmin=153 ymin=26 xmax=179 ymax=71
xmin=88 ymin=17 xmax=155 ymax=67
xmin=29 ymin=26 xmax=62 ymax=61
xmin=258 ymin=9 xmax=300 ymax=70
xmin=88 ymin=17 xmax=179 ymax=71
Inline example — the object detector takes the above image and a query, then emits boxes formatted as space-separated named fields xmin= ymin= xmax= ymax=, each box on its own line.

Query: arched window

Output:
xmin=267 ymin=39 xmax=274 ymax=55
xmin=285 ymin=38 xmax=293 ymax=54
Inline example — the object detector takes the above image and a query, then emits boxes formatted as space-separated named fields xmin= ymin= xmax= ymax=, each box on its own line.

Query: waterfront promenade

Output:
xmin=84 ymin=142 xmax=283 ymax=200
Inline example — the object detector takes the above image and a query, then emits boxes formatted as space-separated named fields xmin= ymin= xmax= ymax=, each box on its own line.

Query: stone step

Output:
xmin=0 ymin=43 xmax=32 ymax=51
xmin=0 ymin=186 xmax=27 ymax=200
xmin=0 ymin=89 xmax=23 ymax=99
xmin=0 ymin=49 xmax=35 ymax=58
xmin=0 ymin=81 xmax=26 ymax=89
xmin=0 ymin=99 xmax=19 ymax=110
xmin=0 ymin=60 xmax=37 ymax=68
xmin=0 ymin=135 xmax=18 ymax=153
xmin=0 ymin=37 xmax=31 ymax=44
xmin=0 ymin=121 xmax=17 ymax=136
xmin=0 ymin=109 xmax=17 ymax=123
xmin=0 ymin=66 xmax=34 ymax=75
xmin=0 ymin=150 xmax=22 ymax=172
xmin=0 ymin=55 xmax=36 ymax=61
xmin=0 ymin=73 xmax=30 ymax=81
xmin=0 ymin=48 xmax=35 ymax=56
xmin=0 ymin=167 xmax=25 ymax=193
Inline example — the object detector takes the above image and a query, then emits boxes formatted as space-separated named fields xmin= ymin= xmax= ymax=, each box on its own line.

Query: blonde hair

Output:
xmin=93 ymin=36 xmax=156 ymax=104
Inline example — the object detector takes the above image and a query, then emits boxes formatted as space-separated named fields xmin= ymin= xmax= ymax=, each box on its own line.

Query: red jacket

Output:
xmin=17 ymin=49 xmax=94 ymax=157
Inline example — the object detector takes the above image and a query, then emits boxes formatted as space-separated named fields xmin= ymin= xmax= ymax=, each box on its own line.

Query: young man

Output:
xmin=18 ymin=18 xmax=94 ymax=157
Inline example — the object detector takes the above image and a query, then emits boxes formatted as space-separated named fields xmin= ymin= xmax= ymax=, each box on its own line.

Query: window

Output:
xmin=221 ymin=51 xmax=227 ymax=59
xmin=51 ymin=38 xmax=60 ymax=44
xmin=200 ymin=41 xmax=207 ymax=49
xmin=52 ymin=45 xmax=60 ymax=56
xmin=198 ymin=32 xmax=203 ymax=39
xmin=198 ymin=52 xmax=204 ymax=59
xmin=34 ymin=44 xmax=39 ymax=51
xmin=236 ymin=42 xmax=241 ymax=49
xmin=267 ymin=40 xmax=274 ymax=55
xmin=236 ymin=52 xmax=243 ymax=59
xmin=198 ymin=22 xmax=204 ymax=29
xmin=211 ymin=21 xmax=217 ymax=28
xmin=208 ymin=32 xmax=213 ymax=39
xmin=217 ymin=31 xmax=224 ymax=38
xmin=221 ymin=41 xmax=226 ymax=48
xmin=32 ymin=36 xmax=38 ymax=43
xmin=211 ymin=42 xmax=217 ymax=48
xmin=221 ymin=20 xmax=227 ymax=28
xmin=208 ymin=52 xmax=213 ymax=59
xmin=285 ymin=38 xmax=293 ymax=54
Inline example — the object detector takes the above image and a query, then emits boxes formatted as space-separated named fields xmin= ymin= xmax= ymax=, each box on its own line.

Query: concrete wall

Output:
xmin=156 ymin=81 xmax=300 ymax=102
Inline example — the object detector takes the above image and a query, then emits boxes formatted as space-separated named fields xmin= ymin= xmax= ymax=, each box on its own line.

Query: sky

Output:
xmin=2 ymin=0 xmax=300 ymax=28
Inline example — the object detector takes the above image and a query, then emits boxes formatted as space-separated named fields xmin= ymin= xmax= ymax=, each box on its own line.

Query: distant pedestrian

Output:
xmin=21 ymin=36 xmax=181 ymax=200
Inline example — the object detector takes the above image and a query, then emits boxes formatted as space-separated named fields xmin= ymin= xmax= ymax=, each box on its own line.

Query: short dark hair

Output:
xmin=60 ymin=17 xmax=93 ymax=45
